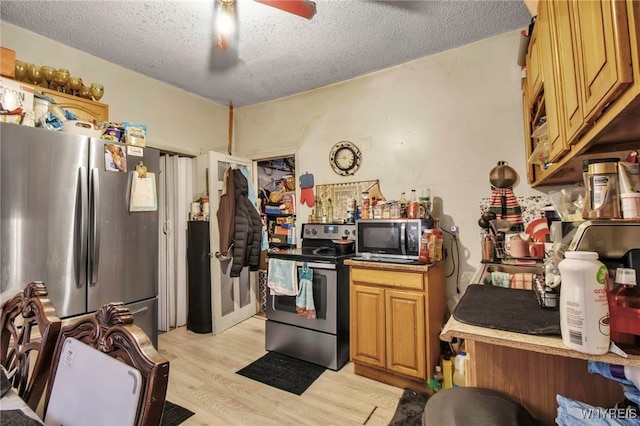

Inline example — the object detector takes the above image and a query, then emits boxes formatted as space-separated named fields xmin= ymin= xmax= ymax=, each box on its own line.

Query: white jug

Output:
xmin=558 ymin=251 xmax=610 ymax=355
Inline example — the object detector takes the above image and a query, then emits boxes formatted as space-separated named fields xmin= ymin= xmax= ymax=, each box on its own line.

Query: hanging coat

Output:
xmin=216 ymin=167 xmax=235 ymax=259
xmin=231 ymin=169 xmax=263 ymax=277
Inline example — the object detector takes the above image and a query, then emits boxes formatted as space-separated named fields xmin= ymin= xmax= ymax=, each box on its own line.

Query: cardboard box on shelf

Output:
xmin=0 ymin=77 xmax=34 ymax=113
xmin=0 ymin=48 xmax=16 ymax=78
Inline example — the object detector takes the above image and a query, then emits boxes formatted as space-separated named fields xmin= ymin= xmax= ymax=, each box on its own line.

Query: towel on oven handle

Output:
xmin=296 ymin=263 xmax=316 ymax=319
xmin=267 ymin=258 xmax=298 ymax=296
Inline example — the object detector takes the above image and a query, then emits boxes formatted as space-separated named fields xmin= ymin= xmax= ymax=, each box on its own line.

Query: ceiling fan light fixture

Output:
xmin=214 ymin=0 xmax=238 ymax=50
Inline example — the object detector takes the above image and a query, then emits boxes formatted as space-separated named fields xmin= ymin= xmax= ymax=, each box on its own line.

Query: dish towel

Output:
xmin=296 ymin=263 xmax=316 ymax=319
xmin=267 ymin=258 xmax=298 ymax=296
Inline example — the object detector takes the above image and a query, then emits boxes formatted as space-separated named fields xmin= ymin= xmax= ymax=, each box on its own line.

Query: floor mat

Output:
xmin=236 ymin=351 xmax=326 ymax=395
xmin=454 ymin=284 xmax=560 ymax=335
xmin=388 ymin=389 xmax=430 ymax=426
xmin=162 ymin=401 xmax=195 ymax=426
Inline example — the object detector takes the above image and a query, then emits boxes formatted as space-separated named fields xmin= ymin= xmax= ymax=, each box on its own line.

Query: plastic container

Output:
xmin=608 ymin=268 xmax=640 ymax=345
xmin=442 ymin=358 xmax=453 ymax=389
xmin=588 ymin=160 xmax=621 ymax=219
xmin=452 ymin=351 xmax=467 ymax=387
xmin=621 ymin=193 xmax=640 ymax=219
xmin=430 ymin=365 xmax=443 ymax=393
xmin=610 ymin=364 xmax=640 ymax=390
xmin=559 ymin=251 xmax=610 ymax=355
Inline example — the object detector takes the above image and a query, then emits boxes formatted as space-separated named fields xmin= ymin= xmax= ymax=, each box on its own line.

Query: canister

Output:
xmin=588 ymin=160 xmax=620 ymax=219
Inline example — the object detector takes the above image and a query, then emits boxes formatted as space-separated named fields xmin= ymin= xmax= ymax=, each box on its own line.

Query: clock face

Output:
xmin=329 ymin=141 xmax=361 ymax=176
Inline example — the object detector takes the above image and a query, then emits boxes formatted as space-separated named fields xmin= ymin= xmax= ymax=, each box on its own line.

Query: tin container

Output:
xmin=588 ymin=160 xmax=620 ymax=219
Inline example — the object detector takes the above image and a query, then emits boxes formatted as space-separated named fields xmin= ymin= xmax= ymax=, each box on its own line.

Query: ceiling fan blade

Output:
xmin=254 ymin=0 xmax=316 ymax=19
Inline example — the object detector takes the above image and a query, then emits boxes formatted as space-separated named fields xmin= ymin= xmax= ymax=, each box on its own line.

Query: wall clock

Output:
xmin=329 ymin=141 xmax=362 ymax=176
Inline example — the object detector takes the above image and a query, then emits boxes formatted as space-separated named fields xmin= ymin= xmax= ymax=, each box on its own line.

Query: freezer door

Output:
xmin=87 ymin=140 xmax=159 ymax=311
xmin=0 ymin=123 xmax=89 ymax=318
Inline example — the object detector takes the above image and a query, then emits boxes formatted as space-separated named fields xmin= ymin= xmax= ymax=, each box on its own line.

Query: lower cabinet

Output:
xmin=348 ymin=261 xmax=446 ymax=392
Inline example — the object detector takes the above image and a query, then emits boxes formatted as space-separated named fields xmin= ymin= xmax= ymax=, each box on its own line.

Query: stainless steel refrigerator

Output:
xmin=0 ymin=123 xmax=159 ymax=347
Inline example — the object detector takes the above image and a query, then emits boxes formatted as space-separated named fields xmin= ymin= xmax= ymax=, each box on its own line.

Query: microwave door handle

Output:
xmin=400 ymin=223 xmax=407 ymax=255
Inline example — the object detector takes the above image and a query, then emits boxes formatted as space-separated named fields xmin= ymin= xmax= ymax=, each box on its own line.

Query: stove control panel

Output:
xmin=302 ymin=223 xmax=356 ymax=240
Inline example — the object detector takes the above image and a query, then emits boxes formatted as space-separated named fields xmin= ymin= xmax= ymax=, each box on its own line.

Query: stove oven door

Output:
xmin=265 ymin=261 xmax=337 ymax=334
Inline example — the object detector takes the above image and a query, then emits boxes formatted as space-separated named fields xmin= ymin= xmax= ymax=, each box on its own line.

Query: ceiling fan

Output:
xmin=213 ymin=0 xmax=316 ymax=50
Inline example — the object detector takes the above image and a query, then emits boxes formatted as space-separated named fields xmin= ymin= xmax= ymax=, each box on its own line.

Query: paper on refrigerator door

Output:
xmin=129 ymin=171 xmax=157 ymax=211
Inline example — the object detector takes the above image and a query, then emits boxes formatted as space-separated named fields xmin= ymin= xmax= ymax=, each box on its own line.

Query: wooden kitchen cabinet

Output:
xmin=347 ymin=260 xmax=446 ymax=393
xmin=40 ymin=87 xmax=109 ymax=122
xmin=524 ymin=0 xmax=640 ymax=186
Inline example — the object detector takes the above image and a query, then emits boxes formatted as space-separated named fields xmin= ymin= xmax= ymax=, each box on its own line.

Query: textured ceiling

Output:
xmin=1 ymin=1 xmax=532 ymax=107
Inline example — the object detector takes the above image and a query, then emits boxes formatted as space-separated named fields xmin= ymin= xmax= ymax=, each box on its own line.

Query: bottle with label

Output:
xmin=442 ymin=357 xmax=453 ymax=389
xmin=326 ymin=198 xmax=334 ymax=224
xmin=315 ymin=198 xmax=323 ymax=223
xmin=361 ymin=192 xmax=370 ymax=219
xmin=399 ymin=192 xmax=408 ymax=218
xmin=452 ymin=351 xmax=467 ymax=387
xmin=558 ymin=251 xmax=610 ymax=355
xmin=608 ymin=268 xmax=640 ymax=345
xmin=430 ymin=365 xmax=443 ymax=393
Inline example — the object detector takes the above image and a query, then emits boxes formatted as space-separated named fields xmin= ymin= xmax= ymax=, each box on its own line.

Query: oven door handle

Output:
xmin=294 ymin=261 xmax=336 ymax=270
xmin=400 ymin=223 xmax=407 ymax=255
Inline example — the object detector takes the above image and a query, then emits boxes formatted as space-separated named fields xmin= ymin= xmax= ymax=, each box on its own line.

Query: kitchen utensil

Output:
xmin=489 ymin=161 xmax=518 ymax=188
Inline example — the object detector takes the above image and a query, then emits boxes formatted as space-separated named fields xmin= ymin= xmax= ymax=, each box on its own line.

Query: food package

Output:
xmin=0 ymin=77 xmax=34 ymax=114
xmin=122 ymin=121 xmax=147 ymax=146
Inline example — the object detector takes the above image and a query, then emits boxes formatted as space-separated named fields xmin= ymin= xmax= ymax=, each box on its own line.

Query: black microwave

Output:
xmin=356 ymin=219 xmax=427 ymax=260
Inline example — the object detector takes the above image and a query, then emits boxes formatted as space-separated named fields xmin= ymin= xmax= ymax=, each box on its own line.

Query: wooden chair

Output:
xmin=0 ymin=281 xmax=62 ymax=411
xmin=43 ymin=302 xmax=170 ymax=426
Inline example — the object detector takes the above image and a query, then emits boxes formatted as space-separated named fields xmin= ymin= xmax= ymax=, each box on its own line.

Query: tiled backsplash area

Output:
xmin=480 ymin=195 xmax=551 ymax=227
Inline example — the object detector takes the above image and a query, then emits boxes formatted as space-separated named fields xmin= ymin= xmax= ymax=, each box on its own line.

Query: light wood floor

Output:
xmin=158 ymin=316 xmax=405 ymax=425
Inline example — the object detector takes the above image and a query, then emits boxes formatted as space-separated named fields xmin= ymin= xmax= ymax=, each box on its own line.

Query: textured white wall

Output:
xmin=1 ymin=22 xmax=228 ymax=156
xmin=235 ymin=30 xmax=550 ymax=299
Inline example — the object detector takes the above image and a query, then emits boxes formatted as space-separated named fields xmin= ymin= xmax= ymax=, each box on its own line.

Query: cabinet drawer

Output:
xmin=351 ymin=268 xmax=424 ymax=290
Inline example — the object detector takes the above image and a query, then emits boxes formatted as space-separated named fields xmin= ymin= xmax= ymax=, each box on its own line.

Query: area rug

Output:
xmin=162 ymin=400 xmax=195 ymax=426
xmin=236 ymin=351 xmax=326 ymax=395
xmin=388 ymin=389 xmax=430 ymax=426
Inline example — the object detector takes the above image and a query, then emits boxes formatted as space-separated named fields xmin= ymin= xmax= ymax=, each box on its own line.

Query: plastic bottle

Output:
xmin=430 ymin=365 xmax=443 ymax=393
xmin=558 ymin=251 xmax=610 ymax=355
xmin=452 ymin=351 xmax=467 ymax=387
xmin=442 ymin=357 xmax=453 ymax=389
xmin=608 ymin=268 xmax=640 ymax=345
xmin=610 ymin=364 xmax=640 ymax=390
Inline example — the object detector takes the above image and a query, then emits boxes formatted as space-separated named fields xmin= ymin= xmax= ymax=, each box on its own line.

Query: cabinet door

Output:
xmin=40 ymin=87 xmax=109 ymax=122
xmin=351 ymin=285 xmax=385 ymax=368
xmin=539 ymin=0 xmax=569 ymax=162
xmin=552 ymin=0 xmax=586 ymax=145
xmin=527 ymin=24 xmax=543 ymax=100
xmin=385 ymin=290 xmax=426 ymax=380
xmin=573 ymin=0 xmax=632 ymax=123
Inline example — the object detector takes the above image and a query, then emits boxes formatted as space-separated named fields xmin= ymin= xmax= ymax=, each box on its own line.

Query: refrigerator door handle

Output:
xmin=129 ymin=306 xmax=149 ymax=316
xmin=77 ymin=166 xmax=88 ymax=288
xmin=90 ymin=167 xmax=101 ymax=286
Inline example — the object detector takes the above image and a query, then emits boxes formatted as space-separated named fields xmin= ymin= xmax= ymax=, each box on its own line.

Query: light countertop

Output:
xmin=345 ymin=259 xmax=441 ymax=272
xmin=440 ymin=314 xmax=640 ymax=368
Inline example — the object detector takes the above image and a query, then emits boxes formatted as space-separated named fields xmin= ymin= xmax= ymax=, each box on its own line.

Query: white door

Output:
xmin=205 ymin=151 xmax=258 ymax=334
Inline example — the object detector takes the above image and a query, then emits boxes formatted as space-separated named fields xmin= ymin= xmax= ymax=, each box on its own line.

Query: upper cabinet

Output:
xmin=524 ymin=0 xmax=639 ymax=186
xmin=40 ymin=88 xmax=109 ymax=122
